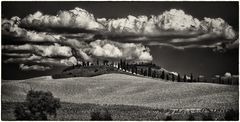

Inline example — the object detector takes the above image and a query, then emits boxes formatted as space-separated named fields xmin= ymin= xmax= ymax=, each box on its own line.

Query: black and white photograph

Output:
xmin=1 ymin=1 xmax=239 ymax=121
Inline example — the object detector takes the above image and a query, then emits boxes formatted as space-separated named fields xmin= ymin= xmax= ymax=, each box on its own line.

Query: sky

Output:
xmin=1 ymin=1 xmax=239 ymax=80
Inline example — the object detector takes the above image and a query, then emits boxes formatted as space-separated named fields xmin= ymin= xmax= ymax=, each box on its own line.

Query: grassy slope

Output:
xmin=2 ymin=73 xmax=239 ymax=109
xmin=1 ymin=102 xmax=230 ymax=121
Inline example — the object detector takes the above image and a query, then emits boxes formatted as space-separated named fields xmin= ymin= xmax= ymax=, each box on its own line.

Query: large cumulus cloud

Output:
xmin=2 ymin=43 xmax=73 ymax=58
xmin=98 ymin=9 xmax=237 ymax=39
xmin=89 ymin=39 xmax=152 ymax=61
xmin=21 ymin=7 xmax=104 ymax=31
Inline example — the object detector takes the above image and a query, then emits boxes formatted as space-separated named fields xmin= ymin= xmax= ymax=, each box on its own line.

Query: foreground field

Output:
xmin=2 ymin=73 xmax=238 ymax=109
xmin=2 ymin=102 xmax=236 ymax=120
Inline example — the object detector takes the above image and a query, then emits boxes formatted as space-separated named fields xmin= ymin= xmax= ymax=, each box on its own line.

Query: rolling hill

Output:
xmin=2 ymin=73 xmax=238 ymax=109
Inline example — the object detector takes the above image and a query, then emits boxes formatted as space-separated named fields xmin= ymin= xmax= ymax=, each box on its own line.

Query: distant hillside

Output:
xmin=52 ymin=65 xmax=118 ymax=78
xmin=52 ymin=62 xmax=170 ymax=79
xmin=2 ymin=73 xmax=238 ymax=109
xmin=51 ymin=62 xmax=238 ymax=85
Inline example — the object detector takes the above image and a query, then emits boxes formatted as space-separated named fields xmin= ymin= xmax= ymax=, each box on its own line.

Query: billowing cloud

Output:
xmin=98 ymin=9 xmax=237 ymax=40
xmin=224 ymin=72 xmax=232 ymax=77
xmin=200 ymin=18 xmax=236 ymax=39
xmin=3 ymin=7 xmax=238 ymax=52
xmin=8 ymin=7 xmax=236 ymax=40
xmin=5 ymin=54 xmax=77 ymax=67
xmin=2 ymin=17 xmax=62 ymax=42
xmin=4 ymin=54 xmax=41 ymax=63
xmin=1 ymin=7 xmax=238 ymax=71
xmin=2 ymin=43 xmax=72 ymax=58
xmin=19 ymin=64 xmax=51 ymax=71
xmin=89 ymin=39 xmax=153 ymax=62
xmin=21 ymin=7 xmax=104 ymax=31
xmin=3 ymin=53 xmax=32 ymax=57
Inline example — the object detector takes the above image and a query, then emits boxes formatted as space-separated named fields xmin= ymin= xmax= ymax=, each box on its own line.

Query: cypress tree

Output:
xmin=166 ymin=74 xmax=169 ymax=80
xmin=152 ymin=70 xmax=156 ymax=78
xmin=148 ymin=67 xmax=152 ymax=77
xmin=161 ymin=71 xmax=165 ymax=79
xmin=140 ymin=68 xmax=144 ymax=75
xmin=135 ymin=67 xmax=138 ymax=74
xmin=219 ymin=76 xmax=221 ymax=84
xmin=122 ymin=60 xmax=126 ymax=71
xmin=126 ymin=63 xmax=129 ymax=71
xmin=131 ymin=66 xmax=134 ymax=74
xmin=120 ymin=59 xmax=123 ymax=69
xmin=190 ymin=73 xmax=193 ymax=82
xmin=177 ymin=74 xmax=181 ymax=82
xmin=144 ymin=69 xmax=147 ymax=76
xmin=97 ymin=59 xmax=99 ymax=66
xmin=172 ymin=74 xmax=175 ymax=82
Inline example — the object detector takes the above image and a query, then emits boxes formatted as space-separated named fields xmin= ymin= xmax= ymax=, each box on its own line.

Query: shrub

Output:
xmin=14 ymin=90 xmax=61 ymax=120
xmin=90 ymin=108 xmax=113 ymax=121
xmin=224 ymin=109 xmax=239 ymax=120
xmin=165 ymin=115 xmax=172 ymax=120
xmin=188 ymin=114 xmax=195 ymax=120
xmin=202 ymin=113 xmax=213 ymax=120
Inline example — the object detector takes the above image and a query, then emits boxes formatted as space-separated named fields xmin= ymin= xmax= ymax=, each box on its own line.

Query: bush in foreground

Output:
xmin=164 ymin=115 xmax=172 ymax=120
xmin=202 ymin=113 xmax=213 ymax=120
xmin=188 ymin=114 xmax=195 ymax=120
xmin=90 ymin=108 xmax=113 ymax=121
xmin=224 ymin=109 xmax=239 ymax=120
xmin=14 ymin=90 xmax=61 ymax=120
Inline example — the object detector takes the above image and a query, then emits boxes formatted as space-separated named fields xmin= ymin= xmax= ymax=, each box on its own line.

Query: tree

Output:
xmin=202 ymin=113 xmax=213 ymax=120
xmin=177 ymin=74 xmax=181 ymax=82
xmin=218 ymin=76 xmax=222 ymax=84
xmin=120 ymin=59 xmax=123 ymax=69
xmin=135 ymin=67 xmax=138 ymax=74
xmin=183 ymin=75 xmax=187 ymax=82
xmin=161 ymin=71 xmax=165 ymax=79
xmin=131 ymin=66 xmax=134 ymax=74
xmin=190 ymin=73 xmax=193 ymax=82
xmin=90 ymin=108 xmax=112 ymax=120
xmin=126 ymin=63 xmax=129 ymax=71
xmin=172 ymin=74 xmax=175 ymax=82
xmin=14 ymin=90 xmax=61 ymax=120
xmin=166 ymin=74 xmax=169 ymax=80
xmin=140 ymin=68 xmax=144 ymax=75
xmin=165 ymin=115 xmax=172 ymax=120
xmin=188 ymin=114 xmax=195 ymax=120
xmin=152 ymin=70 xmax=156 ymax=78
xmin=122 ymin=60 xmax=126 ymax=71
xmin=148 ymin=67 xmax=152 ymax=77
xmin=144 ymin=69 xmax=148 ymax=76
xmin=227 ymin=77 xmax=231 ymax=85
xmin=86 ymin=61 xmax=90 ymax=66
xmin=117 ymin=63 xmax=120 ymax=69
xmin=96 ymin=59 xmax=99 ymax=66
xmin=224 ymin=108 xmax=239 ymax=120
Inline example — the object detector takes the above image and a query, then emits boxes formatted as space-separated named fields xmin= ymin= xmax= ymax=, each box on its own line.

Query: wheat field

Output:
xmin=2 ymin=73 xmax=238 ymax=109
